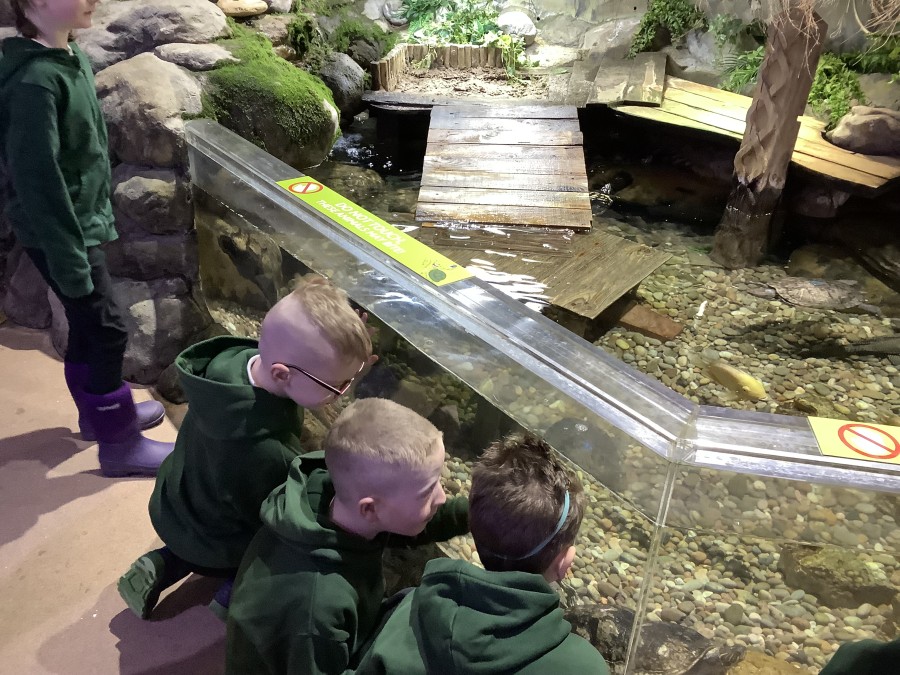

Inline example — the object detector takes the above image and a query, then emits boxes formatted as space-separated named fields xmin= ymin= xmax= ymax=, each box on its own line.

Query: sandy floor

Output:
xmin=0 ymin=324 xmax=224 ymax=674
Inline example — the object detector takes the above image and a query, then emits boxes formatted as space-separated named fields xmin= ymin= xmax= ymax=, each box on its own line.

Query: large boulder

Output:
xmin=76 ymin=0 xmax=230 ymax=71
xmin=111 ymin=165 xmax=193 ymax=235
xmin=104 ymin=216 xmax=199 ymax=282
xmin=498 ymin=10 xmax=537 ymax=46
xmin=217 ymin=0 xmax=268 ymax=18
xmin=205 ymin=32 xmax=339 ymax=169
xmin=2 ymin=247 xmax=50 ymax=329
xmin=317 ymin=52 xmax=365 ymax=122
xmin=154 ymin=42 xmax=239 ymax=71
xmin=827 ymin=106 xmax=900 ymax=157
xmin=49 ymin=276 xmax=213 ymax=383
xmin=96 ymin=54 xmax=203 ymax=169
xmin=582 ymin=17 xmax=641 ymax=58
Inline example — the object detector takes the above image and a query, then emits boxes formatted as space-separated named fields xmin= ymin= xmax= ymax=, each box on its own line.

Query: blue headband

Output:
xmin=490 ymin=491 xmax=570 ymax=561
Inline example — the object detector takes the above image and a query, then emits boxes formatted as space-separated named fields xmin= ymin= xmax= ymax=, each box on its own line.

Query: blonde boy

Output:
xmin=118 ymin=275 xmax=372 ymax=620
xmin=225 ymin=398 xmax=469 ymax=675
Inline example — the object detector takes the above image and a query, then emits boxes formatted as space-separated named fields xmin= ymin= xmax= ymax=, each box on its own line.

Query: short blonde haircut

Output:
xmin=288 ymin=274 xmax=372 ymax=363
xmin=325 ymin=399 xmax=443 ymax=475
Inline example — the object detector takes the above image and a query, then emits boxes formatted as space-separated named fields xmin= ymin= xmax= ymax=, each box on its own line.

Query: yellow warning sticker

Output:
xmin=808 ymin=417 xmax=900 ymax=465
xmin=277 ymin=177 xmax=471 ymax=287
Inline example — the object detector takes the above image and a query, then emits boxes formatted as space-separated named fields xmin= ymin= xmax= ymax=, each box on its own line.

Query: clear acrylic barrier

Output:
xmin=186 ymin=120 xmax=900 ymax=673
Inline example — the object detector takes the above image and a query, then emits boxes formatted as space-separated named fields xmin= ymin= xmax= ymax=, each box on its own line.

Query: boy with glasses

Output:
xmin=118 ymin=274 xmax=373 ymax=620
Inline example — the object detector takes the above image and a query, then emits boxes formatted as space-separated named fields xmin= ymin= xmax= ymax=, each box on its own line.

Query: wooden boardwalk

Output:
xmin=416 ymin=104 xmax=593 ymax=230
xmin=611 ymin=77 xmax=900 ymax=194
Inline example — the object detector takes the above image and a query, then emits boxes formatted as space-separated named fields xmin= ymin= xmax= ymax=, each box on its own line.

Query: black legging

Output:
xmin=25 ymin=246 xmax=128 ymax=394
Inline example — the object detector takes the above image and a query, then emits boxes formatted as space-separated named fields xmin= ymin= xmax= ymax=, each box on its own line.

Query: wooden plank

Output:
xmin=427 ymin=128 xmax=584 ymax=146
xmin=416 ymin=203 xmax=592 ymax=230
xmin=423 ymin=155 xmax=586 ymax=176
xmin=621 ymin=52 xmax=667 ymax=106
xmin=427 ymin=143 xmax=585 ymax=162
xmin=418 ymin=187 xmax=592 ymax=210
xmin=427 ymin=116 xmax=581 ymax=132
xmin=429 ymin=230 xmax=670 ymax=319
xmin=434 ymin=105 xmax=578 ymax=119
xmin=421 ymin=169 xmax=589 ymax=192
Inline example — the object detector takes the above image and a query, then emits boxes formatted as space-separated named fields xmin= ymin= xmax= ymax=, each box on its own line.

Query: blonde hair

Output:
xmin=325 ymin=399 xmax=443 ymax=476
xmin=261 ymin=274 xmax=371 ymax=363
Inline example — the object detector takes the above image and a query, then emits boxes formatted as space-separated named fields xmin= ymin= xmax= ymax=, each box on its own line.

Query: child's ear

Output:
xmin=546 ymin=545 xmax=576 ymax=583
xmin=270 ymin=363 xmax=290 ymax=384
xmin=358 ymin=497 xmax=378 ymax=523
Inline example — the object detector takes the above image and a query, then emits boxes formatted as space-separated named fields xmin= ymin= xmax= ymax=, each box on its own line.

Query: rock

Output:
xmin=317 ymin=53 xmax=365 ymax=122
xmin=728 ymin=650 xmax=806 ymax=674
xmin=498 ymin=11 xmax=537 ymax=46
xmin=391 ymin=379 xmax=440 ymax=418
xmin=306 ymin=162 xmax=385 ymax=200
xmin=204 ymin=43 xmax=340 ymax=169
xmin=75 ymin=0 xmax=229 ymax=71
xmin=723 ymin=603 xmax=745 ymax=625
xmin=789 ymin=183 xmax=851 ymax=219
xmin=250 ymin=14 xmax=294 ymax=46
xmin=778 ymin=544 xmax=899 ymax=609
xmin=382 ymin=0 xmax=408 ymax=28
xmin=154 ymin=42 xmax=239 ymax=71
xmin=266 ymin=0 xmax=294 ymax=12
xmin=217 ymin=0 xmax=268 ymax=18
xmin=535 ymin=15 xmax=594 ymax=48
xmin=196 ymin=215 xmax=283 ymax=312
xmin=2 ymin=248 xmax=50 ymax=329
xmin=0 ymin=0 xmax=13 ymax=27
xmin=581 ymin=17 xmax=641 ymax=59
xmin=858 ymin=73 xmax=900 ymax=112
xmin=428 ymin=404 xmax=461 ymax=447
xmin=111 ymin=165 xmax=193 ymax=235
xmin=104 ymin=222 xmax=199 ymax=281
xmin=156 ymin=361 xmax=187 ymax=404
xmin=827 ymin=106 xmax=900 ymax=157
xmin=346 ymin=38 xmax=381 ymax=71
xmin=96 ymin=54 xmax=202 ymax=169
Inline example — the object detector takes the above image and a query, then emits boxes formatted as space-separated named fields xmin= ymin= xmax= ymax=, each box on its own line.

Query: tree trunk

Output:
xmin=711 ymin=7 xmax=827 ymax=269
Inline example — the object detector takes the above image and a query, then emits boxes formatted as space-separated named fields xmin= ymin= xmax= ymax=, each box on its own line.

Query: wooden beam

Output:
xmin=416 ymin=203 xmax=593 ymax=230
xmin=423 ymin=155 xmax=587 ymax=176
xmin=434 ymin=105 xmax=578 ymax=119
xmin=418 ymin=187 xmax=592 ymax=210
xmin=421 ymin=169 xmax=589 ymax=192
xmin=427 ymin=116 xmax=581 ymax=132
xmin=427 ymin=128 xmax=584 ymax=146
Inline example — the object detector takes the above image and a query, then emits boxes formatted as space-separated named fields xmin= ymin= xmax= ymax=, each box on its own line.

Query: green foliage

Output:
xmin=287 ymin=12 xmax=330 ymax=71
xmin=403 ymin=0 xmax=527 ymax=78
xmin=707 ymin=14 xmax=765 ymax=53
xmin=205 ymin=25 xmax=337 ymax=152
xmin=840 ymin=35 xmax=900 ymax=78
xmin=629 ymin=0 xmax=706 ymax=57
xmin=722 ymin=47 xmax=867 ymax=129
xmin=330 ymin=16 xmax=398 ymax=57
xmin=721 ymin=45 xmax=764 ymax=93
xmin=808 ymin=53 xmax=867 ymax=128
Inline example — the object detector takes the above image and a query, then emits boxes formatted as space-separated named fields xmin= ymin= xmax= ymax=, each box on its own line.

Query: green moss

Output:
xmin=287 ymin=12 xmax=330 ymax=71
xmin=203 ymin=25 xmax=337 ymax=157
xmin=330 ymin=16 xmax=397 ymax=57
xmin=630 ymin=0 xmax=706 ymax=57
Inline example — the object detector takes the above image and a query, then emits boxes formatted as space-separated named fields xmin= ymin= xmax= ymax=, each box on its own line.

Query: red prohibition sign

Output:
xmin=837 ymin=423 xmax=900 ymax=460
xmin=289 ymin=180 xmax=323 ymax=195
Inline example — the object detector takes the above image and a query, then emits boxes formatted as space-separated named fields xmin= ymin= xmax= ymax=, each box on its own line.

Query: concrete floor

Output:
xmin=0 ymin=323 xmax=225 ymax=674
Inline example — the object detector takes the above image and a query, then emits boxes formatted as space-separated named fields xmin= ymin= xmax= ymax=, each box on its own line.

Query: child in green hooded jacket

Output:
xmin=355 ymin=434 xmax=611 ymax=675
xmin=225 ymin=398 xmax=470 ymax=675
xmin=0 ymin=0 xmax=173 ymax=476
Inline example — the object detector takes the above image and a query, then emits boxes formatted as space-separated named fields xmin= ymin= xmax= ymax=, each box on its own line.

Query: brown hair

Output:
xmin=470 ymin=434 xmax=585 ymax=575
xmin=11 ymin=0 xmax=38 ymax=39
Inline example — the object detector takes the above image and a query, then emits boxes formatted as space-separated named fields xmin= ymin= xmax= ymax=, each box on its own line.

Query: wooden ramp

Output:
xmin=416 ymin=105 xmax=593 ymax=230
xmin=613 ymin=77 xmax=900 ymax=194
xmin=426 ymin=228 xmax=671 ymax=321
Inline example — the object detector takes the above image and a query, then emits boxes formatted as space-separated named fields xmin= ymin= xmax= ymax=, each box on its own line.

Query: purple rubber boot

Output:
xmin=64 ymin=362 xmax=165 ymax=441
xmin=79 ymin=383 xmax=174 ymax=477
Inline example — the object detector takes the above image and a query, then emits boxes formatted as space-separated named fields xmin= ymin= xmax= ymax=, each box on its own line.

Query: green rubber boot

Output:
xmin=117 ymin=551 xmax=169 ymax=620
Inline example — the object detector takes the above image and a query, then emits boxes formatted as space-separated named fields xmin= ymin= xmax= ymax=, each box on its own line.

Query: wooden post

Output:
xmin=711 ymin=7 xmax=827 ymax=268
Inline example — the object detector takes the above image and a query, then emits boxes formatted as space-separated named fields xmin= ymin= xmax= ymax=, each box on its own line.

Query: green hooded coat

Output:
xmin=355 ymin=557 xmax=610 ymax=675
xmin=150 ymin=336 xmax=304 ymax=570
xmin=225 ymin=458 xmax=470 ymax=675
xmin=0 ymin=37 xmax=116 ymax=298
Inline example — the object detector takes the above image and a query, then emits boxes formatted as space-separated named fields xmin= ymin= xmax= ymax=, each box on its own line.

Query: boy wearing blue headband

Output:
xmin=355 ymin=434 xmax=610 ymax=674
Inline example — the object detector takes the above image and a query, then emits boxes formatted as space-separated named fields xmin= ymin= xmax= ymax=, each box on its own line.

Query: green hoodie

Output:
xmin=0 ymin=38 xmax=116 ymax=298
xmin=820 ymin=638 xmax=900 ymax=675
xmin=149 ymin=336 xmax=305 ymax=570
xmin=355 ymin=558 xmax=610 ymax=675
xmin=225 ymin=459 xmax=470 ymax=675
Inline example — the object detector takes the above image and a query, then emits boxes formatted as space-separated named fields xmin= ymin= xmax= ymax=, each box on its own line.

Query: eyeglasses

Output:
xmin=278 ymin=360 xmax=367 ymax=397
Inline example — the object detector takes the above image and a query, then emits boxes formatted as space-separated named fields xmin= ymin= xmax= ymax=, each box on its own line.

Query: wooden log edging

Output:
xmin=370 ymin=43 xmax=503 ymax=91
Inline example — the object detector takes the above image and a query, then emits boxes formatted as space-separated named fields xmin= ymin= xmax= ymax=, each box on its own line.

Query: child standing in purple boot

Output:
xmin=0 ymin=0 xmax=173 ymax=476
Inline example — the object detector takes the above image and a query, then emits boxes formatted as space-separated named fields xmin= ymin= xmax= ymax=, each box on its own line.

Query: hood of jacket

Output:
xmin=176 ymin=336 xmax=302 ymax=441
xmin=411 ymin=558 xmax=572 ymax=674
xmin=0 ymin=37 xmax=77 ymax=88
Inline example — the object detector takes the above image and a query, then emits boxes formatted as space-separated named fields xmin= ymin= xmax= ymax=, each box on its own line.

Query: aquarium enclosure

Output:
xmin=187 ymin=120 xmax=900 ymax=674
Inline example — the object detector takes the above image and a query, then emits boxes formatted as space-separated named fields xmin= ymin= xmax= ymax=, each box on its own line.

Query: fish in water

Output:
xmin=707 ymin=361 xmax=767 ymax=401
xmin=806 ymin=334 xmax=900 ymax=367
